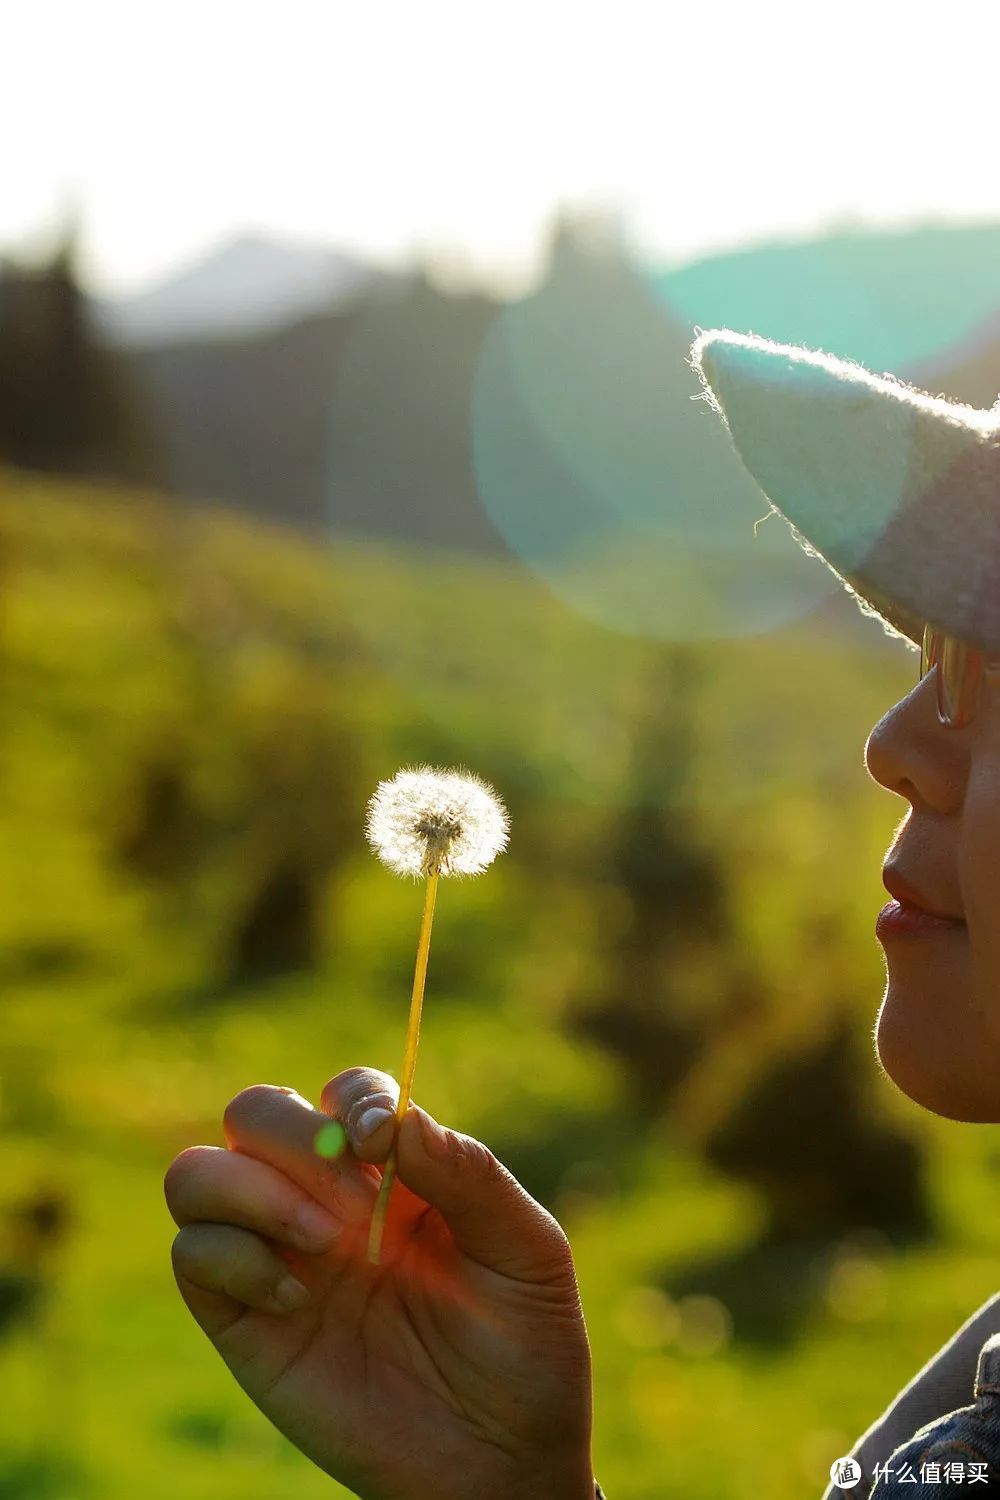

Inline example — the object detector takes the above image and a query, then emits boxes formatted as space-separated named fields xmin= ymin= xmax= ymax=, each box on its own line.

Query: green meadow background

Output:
xmin=1 ymin=470 xmax=996 ymax=1500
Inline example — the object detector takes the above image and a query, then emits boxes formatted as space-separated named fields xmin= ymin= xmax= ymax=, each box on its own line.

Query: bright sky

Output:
xmin=7 ymin=0 xmax=1000 ymax=298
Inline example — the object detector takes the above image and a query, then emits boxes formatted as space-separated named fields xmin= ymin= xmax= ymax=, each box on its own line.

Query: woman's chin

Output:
xmin=874 ymin=985 xmax=1000 ymax=1123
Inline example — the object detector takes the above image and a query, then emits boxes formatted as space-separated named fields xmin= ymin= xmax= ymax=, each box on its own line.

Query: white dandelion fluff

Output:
xmin=365 ymin=764 xmax=509 ymax=879
xmin=361 ymin=763 xmax=510 ymax=1265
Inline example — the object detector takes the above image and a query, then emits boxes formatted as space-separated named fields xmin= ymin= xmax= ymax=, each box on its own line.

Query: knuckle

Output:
xmin=226 ymin=1232 xmax=269 ymax=1289
xmin=171 ymin=1221 xmax=272 ymax=1299
xmin=540 ymin=1215 xmax=574 ymax=1264
xmin=536 ymin=1216 xmax=578 ymax=1281
xmin=535 ymin=1202 xmax=570 ymax=1246
xmin=163 ymin=1145 xmax=215 ymax=1210
xmin=222 ymin=1083 xmax=287 ymax=1138
xmin=234 ymin=1237 xmax=287 ymax=1303
xmin=451 ymin=1132 xmax=504 ymax=1182
xmin=170 ymin=1223 xmax=203 ymax=1279
xmin=321 ymin=1066 xmax=397 ymax=1119
xmin=162 ymin=1151 xmax=190 ymax=1207
xmin=164 ymin=1140 xmax=230 ymax=1224
xmin=170 ymin=1218 xmax=265 ymax=1278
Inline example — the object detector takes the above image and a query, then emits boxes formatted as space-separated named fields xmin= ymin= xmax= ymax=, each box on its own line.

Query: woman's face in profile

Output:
xmin=865 ymin=658 xmax=1000 ymax=1123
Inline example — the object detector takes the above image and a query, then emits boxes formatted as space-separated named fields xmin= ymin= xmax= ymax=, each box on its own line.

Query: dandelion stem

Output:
xmin=367 ymin=866 xmax=440 ymax=1265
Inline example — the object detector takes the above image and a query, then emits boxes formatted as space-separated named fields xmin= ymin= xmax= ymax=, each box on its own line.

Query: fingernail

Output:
xmin=272 ymin=1274 xmax=311 ymax=1312
xmin=295 ymin=1201 xmax=342 ymax=1247
xmin=355 ymin=1105 xmax=394 ymax=1143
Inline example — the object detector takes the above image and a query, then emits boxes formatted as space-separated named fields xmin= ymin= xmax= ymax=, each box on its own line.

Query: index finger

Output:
xmin=222 ymin=1084 xmax=378 ymax=1224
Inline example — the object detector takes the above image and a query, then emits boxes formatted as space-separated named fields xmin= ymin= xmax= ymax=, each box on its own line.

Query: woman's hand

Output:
xmin=163 ymin=1069 xmax=596 ymax=1500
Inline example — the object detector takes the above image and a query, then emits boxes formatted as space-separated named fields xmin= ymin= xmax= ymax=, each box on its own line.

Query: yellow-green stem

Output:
xmin=367 ymin=867 xmax=440 ymax=1265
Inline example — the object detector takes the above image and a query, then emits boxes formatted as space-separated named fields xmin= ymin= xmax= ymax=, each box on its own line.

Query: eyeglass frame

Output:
xmin=920 ymin=623 xmax=1000 ymax=728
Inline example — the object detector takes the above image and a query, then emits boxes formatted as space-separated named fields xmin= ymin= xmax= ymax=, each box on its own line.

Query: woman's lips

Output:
xmin=881 ymin=865 xmax=964 ymax=922
xmin=876 ymin=899 xmax=967 ymax=940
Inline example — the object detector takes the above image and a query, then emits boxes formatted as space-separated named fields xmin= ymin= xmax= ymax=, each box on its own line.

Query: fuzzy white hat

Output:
xmin=688 ymin=328 xmax=1000 ymax=655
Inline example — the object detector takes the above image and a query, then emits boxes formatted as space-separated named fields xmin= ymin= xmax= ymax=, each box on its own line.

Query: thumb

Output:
xmin=322 ymin=1067 xmax=575 ymax=1283
xmin=395 ymin=1103 xmax=575 ymax=1283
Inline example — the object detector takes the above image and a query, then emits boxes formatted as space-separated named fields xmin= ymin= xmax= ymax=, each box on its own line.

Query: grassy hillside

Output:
xmin=0 ymin=468 xmax=994 ymax=1500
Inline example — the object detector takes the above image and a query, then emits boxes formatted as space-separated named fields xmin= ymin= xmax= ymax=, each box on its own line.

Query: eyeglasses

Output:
xmin=919 ymin=623 xmax=1000 ymax=728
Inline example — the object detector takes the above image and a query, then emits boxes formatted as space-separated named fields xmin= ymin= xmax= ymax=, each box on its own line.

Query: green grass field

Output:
xmin=0 ymin=469 xmax=992 ymax=1500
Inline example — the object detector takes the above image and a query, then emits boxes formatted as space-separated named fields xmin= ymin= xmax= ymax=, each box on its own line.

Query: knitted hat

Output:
xmin=688 ymin=328 xmax=1000 ymax=656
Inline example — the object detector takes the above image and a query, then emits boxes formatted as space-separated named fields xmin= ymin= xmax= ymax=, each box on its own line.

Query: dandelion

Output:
xmin=362 ymin=765 xmax=509 ymax=1265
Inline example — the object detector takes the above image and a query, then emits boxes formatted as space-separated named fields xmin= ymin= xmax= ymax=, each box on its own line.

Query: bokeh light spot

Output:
xmin=471 ymin=255 xmax=840 ymax=645
xmin=674 ymin=1292 xmax=733 ymax=1356
xmin=313 ymin=1120 xmax=347 ymax=1159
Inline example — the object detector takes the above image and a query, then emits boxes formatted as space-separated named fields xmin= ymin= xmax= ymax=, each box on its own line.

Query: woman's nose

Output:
xmin=863 ymin=669 xmax=965 ymax=811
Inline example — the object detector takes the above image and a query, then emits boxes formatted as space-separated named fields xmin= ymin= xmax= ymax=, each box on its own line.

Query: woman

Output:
xmin=163 ymin=329 xmax=1000 ymax=1498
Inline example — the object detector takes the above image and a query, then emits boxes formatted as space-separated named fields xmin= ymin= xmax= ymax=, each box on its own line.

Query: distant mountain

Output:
xmin=101 ymin=216 xmax=1000 ymax=368
xmin=126 ymin=269 xmax=510 ymax=549
xmin=94 ymin=233 xmax=388 ymax=346
xmin=104 ymin=215 xmax=1000 ymax=643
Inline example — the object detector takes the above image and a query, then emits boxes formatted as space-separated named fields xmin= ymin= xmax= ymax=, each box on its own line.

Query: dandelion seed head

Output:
xmin=365 ymin=765 xmax=509 ymax=879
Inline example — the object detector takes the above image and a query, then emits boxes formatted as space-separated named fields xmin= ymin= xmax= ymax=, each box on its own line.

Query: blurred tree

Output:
xmin=566 ymin=642 xmax=931 ymax=1241
xmin=695 ymin=1008 xmax=932 ymax=1242
xmin=0 ymin=218 xmax=158 ymax=483
xmin=565 ymin=645 xmax=753 ymax=1117
xmin=0 ymin=1184 xmax=72 ymax=1342
xmin=219 ymin=663 xmax=363 ymax=986
xmin=113 ymin=750 xmax=204 ymax=883
xmin=227 ymin=855 xmax=321 ymax=980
